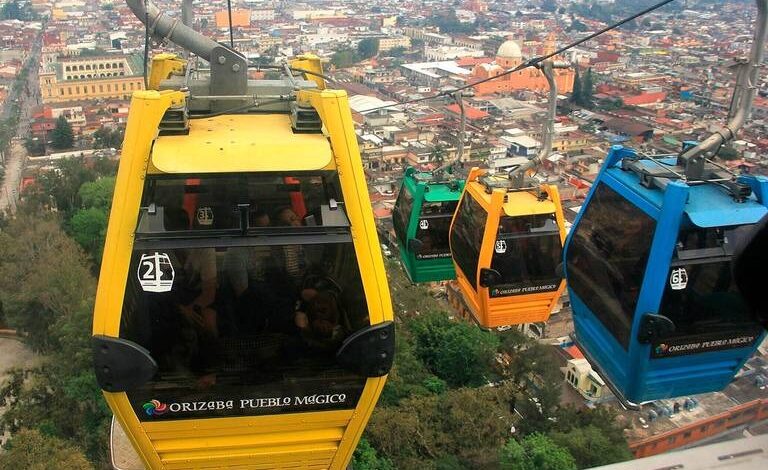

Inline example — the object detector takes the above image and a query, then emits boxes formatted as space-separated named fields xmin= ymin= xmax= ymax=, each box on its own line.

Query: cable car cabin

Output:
xmin=449 ymin=168 xmax=567 ymax=328
xmin=91 ymin=57 xmax=394 ymax=469
xmin=564 ymin=145 xmax=768 ymax=406
xmin=392 ymin=168 xmax=465 ymax=283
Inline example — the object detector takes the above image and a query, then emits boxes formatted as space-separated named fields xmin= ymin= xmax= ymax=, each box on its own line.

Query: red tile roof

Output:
xmin=445 ymin=103 xmax=489 ymax=121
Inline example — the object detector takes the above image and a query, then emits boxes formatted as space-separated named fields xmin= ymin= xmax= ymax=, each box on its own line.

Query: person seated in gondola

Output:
xmin=294 ymin=283 xmax=345 ymax=353
xmin=155 ymin=207 xmax=221 ymax=388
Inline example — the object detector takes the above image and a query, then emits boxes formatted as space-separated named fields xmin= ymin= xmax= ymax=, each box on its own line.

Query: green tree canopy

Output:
xmin=0 ymin=429 xmax=93 ymax=470
xmin=352 ymin=437 xmax=395 ymax=470
xmin=0 ymin=212 xmax=111 ymax=465
xmin=50 ymin=115 xmax=75 ymax=150
xmin=581 ymin=68 xmax=595 ymax=108
xmin=408 ymin=311 xmax=499 ymax=387
xmin=92 ymin=126 xmax=123 ymax=149
xmin=367 ymin=385 xmax=515 ymax=468
xmin=550 ymin=425 xmax=633 ymax=468
xmin=331 ymin=48 xmax=358 ymax=68
xmin=541 ymin=0 xmax=558 ymax=12
xmin=500 ymin=434 xmax=576 ymax=470
xmin=68 ymin=207 xmax=108 ymax=261
xmin=357 ymin=38 xmax=379 ymax=59
xmin=570 ymin=67 xmax=582 ymax=105
xmin=77 ymin=176 xmax=115 ymax=210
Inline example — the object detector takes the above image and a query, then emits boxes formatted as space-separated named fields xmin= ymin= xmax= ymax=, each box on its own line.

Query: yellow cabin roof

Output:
xmin=467 ymin=181 xmax=557 ymax=217
xmin=150 ymin=114 xmax=333 ymax=174
xmin=501 ymin=190 xmax=557 ymax=217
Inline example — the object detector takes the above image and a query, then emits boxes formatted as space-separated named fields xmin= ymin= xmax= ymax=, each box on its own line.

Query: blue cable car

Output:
xmin=564 ymin=145 xmax=768 ymax=406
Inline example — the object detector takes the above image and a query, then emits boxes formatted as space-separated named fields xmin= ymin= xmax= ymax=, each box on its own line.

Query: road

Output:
xmin=0 ymin=38 xmax=41 ymax=215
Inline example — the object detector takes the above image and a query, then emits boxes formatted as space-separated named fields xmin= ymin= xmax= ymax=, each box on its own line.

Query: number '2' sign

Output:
xmin=138 ymin=252 xmax=175 ymax=292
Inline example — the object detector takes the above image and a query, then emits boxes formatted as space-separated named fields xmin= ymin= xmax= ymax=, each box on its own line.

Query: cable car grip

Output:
xmin=336 ymin=321 xmax=395 ymax=377
xmin=92 ymin=335 xmax=158 ymax=392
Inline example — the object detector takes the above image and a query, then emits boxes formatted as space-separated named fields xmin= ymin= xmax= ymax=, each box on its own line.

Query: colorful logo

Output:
xmin=655 ymin=344 xmax=669 ymax=355
xmin=143 ymin=399 xmax=168 ymax=416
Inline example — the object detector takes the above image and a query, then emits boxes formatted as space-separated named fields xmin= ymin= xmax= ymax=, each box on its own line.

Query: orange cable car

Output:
xmin=449 ymin=169 xmax=567 ymax=328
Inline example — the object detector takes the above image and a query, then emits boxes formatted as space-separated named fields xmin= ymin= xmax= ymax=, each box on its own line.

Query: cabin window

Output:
xmin=392 ymin=187 xmax=413 ymax=245
xmin=450 ymin=195 xmax=487 ymax=289
xmin=414 ymin=200 xmax=457 ymax=260
xmin=566 ymin=183 xmax=655 ymax=349
xmin=489 ymin=213 xmax=561 ymax=297
xmin=657 ymin=225 xmax=761 ymax=341
xmin=120 ymin=173 xmax=370 ymax=420
xmin=136 ymin=174 xmax=341 ymax=232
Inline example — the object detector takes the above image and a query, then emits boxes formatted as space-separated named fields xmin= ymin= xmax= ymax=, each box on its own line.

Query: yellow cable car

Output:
xmin=92 ymin=3 xmax=393 ymax=469
xmin=449 ymin=168 xmax=567 ymax=328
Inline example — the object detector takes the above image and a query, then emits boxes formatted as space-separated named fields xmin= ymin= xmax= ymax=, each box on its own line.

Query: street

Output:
xmin=0 ymin=39 xmax=41 ymax=215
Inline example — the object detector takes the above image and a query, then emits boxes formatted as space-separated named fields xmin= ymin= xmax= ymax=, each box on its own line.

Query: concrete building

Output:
xmin=470 ymin=38 xmax=574 ymax=95
xmin=377 ymin=36 xmax=411 ymax=52
xmin=39 ymin=54 xmax=145 ymax=103
xmin=565 ymin=358 xmax=606 ymax=401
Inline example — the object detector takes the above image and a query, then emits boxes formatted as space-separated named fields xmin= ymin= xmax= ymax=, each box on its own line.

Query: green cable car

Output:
xmin=392 ymin=168 xmax=465 ymax=283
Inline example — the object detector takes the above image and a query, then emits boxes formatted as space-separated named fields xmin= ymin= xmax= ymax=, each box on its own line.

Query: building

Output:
xmin=425 ymin=46 xmax=485 ymax=61
xmin=565 ymin=358 xmax=607 ymax=401
xmin=39 ymin=54 xmax=145 ymax=104
xmin=629 ymin=399 xmax=768 ymax=458
xmin=215 ymin=9 xmax=251 ymax=28
xmin=400 ymin=61 xmax=471 ymax=88
xmin=377 ymin=36 xmax=411 ymax=52
xmin=470 ymin=38 xmax=575 ymax=95
xmin=250 ymin=9 xmax=276 ymax=22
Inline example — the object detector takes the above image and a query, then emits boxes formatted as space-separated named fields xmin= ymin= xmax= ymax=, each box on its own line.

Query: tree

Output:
xmin=77 ymin=177 xmax=116 ymax=210
xmin=367 ymin=385 xmax=516 ymax=468
xmin=0 ymin=429 xmax=93 ymax=470
xmin=499 ymin=434 xmax=576 ymax=470
xmin=549 ymin=405 xmax=633 ymax=468
xmin=541 ymin=0 xmax=557 ymax=13
xmin=550 ymin=425 xmax=633 ymax=468
xmin=386 ymin=46 xmax=408 ymax=57
xmin=331 ymin=49 xmax=358 ymax=68
xmin=24 ymin=137 xmax=45 ymax=156
xmin=357 ymin=38 xmax=379 ymax=60
xmin=352 ymin=438 xmax=395 ymax=470
xmin=69 ymin=207 xmax=108 ymax=261
xmin=581 ymin=68 xmax=595 ymax=108
xmin=50 ymin=115 xmax=74 ymax=150
xmin=0 ymin=214 xmax=95 ymax=350
xmin=568 ymin=19 xmax=588 ymax=33
xmin=0 ymin=212 xmax=111 ymax=465
xmin=570 ymin=68 xmax=582 ymax=105
xmin=408 ymin=311 xmax=499 ymax=387
xmin=92 ymin=126 xmax=123 ymax=149
xmin=379 ymin=326 xmax=446 ymax=406
xmin=0 ymin=0 xmax=38 ymax=20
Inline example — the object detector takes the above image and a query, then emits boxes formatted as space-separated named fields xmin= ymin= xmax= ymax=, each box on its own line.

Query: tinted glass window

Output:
xmin=414 ymin=201 xmax=458 ymax=260
xmin=659 ymin=261 xmax=756 ymax=338
xmin=450 ymin=195 xmax=487 ymax=289
xmin=120 ymin=240 xmax=369 ymax=420
xmin=137 ymin=173 xmax=338 ymax=232
xmin=566 ymin=183 xmax=656 ymax=349
xmin=489 ymin=216 xmax=562 ymax=297
xmin=393 ymin=187 xmax=413 ymax=244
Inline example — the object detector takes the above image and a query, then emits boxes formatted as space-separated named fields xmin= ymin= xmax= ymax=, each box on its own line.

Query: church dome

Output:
xmin=497 ymin=40 xmax=522 ymax=59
